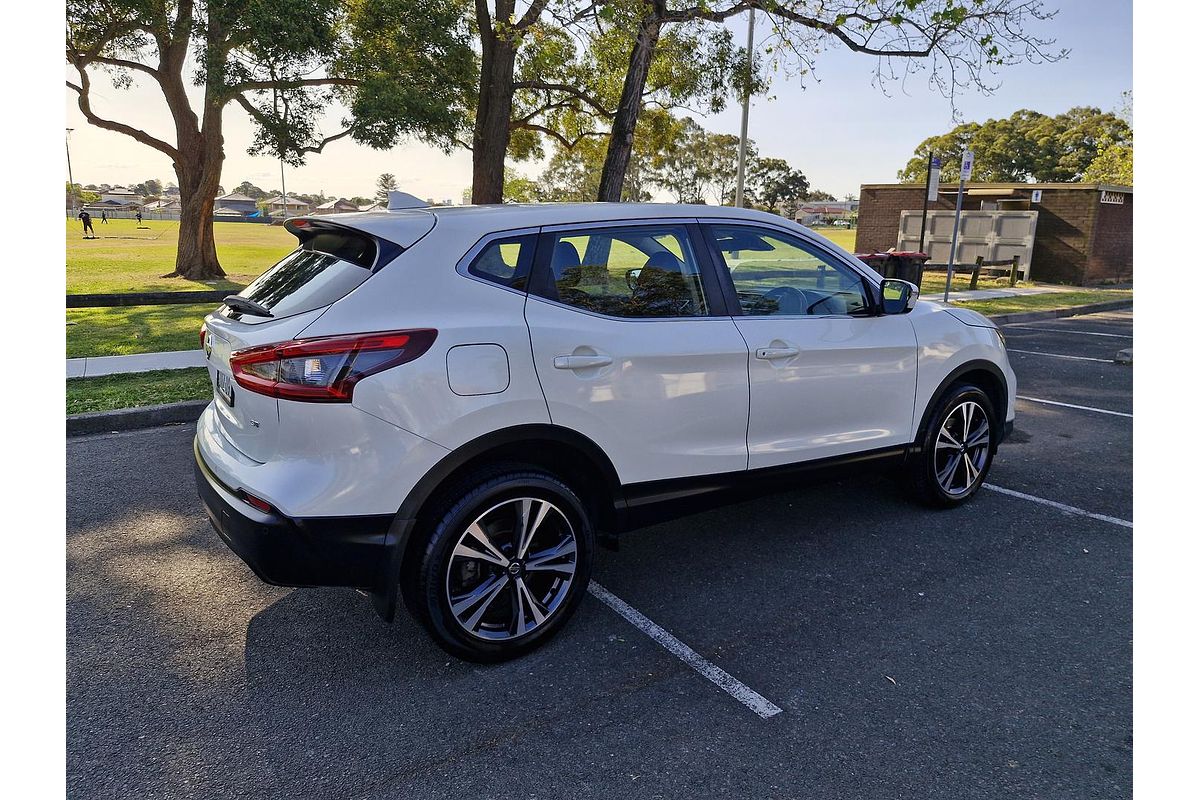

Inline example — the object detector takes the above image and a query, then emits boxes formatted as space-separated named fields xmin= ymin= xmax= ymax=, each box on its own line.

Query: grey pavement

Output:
xmin=67 ymin=309 xmax=1132 ymax=799
xmin=67 ymin=348 xmax=206 ymax=378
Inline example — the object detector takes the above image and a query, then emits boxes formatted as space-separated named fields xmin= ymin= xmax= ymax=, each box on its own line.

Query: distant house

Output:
xmin=83 ymin=198 xmax=140 ymax=213
xmin=213 ymin=192 xmax=259 ymax=216
xmin=313 ymin=198 xmax=361 ymax=215
xmin=357 ymin=201 xmax=384 ymax=212
xmin=795 ymin=201 xmax=858 ymax=226
xmin=261 ymin=195 xmax=311 ymax=217
xmin=101 ymin=186 xmax=142 ymax=204
xmin=142 ymin=198 xmax=181 ymax=212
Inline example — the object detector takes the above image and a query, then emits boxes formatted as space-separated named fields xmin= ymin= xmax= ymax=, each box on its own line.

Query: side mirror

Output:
xmin=881 ymin=279 xmax=919 ymax=314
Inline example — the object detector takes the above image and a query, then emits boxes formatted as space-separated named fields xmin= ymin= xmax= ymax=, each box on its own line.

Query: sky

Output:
xmin=63 ymin=0 xmax=1131 ymax=202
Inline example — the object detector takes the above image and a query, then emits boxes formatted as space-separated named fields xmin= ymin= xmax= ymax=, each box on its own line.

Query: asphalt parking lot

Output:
xmin=66 ymin=308 xmax=1132 ymax=800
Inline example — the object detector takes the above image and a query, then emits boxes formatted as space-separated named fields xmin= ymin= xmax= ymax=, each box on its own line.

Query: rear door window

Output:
xmin=530 ymin=225 xmax=710 ymax=318
xmin=225 ymin=227 xmax=380 ymax=321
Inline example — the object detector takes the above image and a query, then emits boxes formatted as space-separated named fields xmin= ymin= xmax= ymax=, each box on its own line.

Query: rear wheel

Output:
xmin=908 ymin=384 xmax=997 ymax=508
xmin=410 ymin=466 xmax=593 ymax=662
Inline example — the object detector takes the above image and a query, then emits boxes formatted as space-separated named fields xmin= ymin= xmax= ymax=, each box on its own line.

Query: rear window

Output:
xmin=227 ymin=228 xmax=379 ymax=320
xmin=467 ymin=235 xmax=535 ymax=290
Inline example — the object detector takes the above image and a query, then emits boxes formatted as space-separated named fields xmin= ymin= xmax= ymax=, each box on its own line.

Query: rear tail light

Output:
xmin=229 ymin=329 xmax=437 ymax=402
xmin=200 ymin=322 xmax=207 ymax=350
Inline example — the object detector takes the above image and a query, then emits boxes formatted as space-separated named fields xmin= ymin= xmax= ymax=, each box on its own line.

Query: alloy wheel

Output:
xmin=933 ymin=400 xmax=991 ymax=496
xmin=445 ymin=497 xmax=578 ymax=641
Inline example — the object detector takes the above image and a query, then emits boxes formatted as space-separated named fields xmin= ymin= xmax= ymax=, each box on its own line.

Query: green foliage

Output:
xmin=898 ymin=107 xmax=1133 ymax=183
xmin=376 ymin=173 xmax=399 ymax=203
xmin=67 ymin=0 xmax=476 ymax=165
xmin=1082 ymin=142 xmax=1133 ymax=185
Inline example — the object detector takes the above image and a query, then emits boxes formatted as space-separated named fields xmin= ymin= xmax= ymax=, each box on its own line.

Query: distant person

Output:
xmin=135 ymin=210 xmax=143 ymax=226
xmin=78 ymin=210 xmax=94 ymax=238
xmin=100 ymin=210 xmax=108 ymax=224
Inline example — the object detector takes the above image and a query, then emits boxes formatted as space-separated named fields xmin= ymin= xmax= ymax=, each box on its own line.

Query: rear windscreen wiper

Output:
xmin=222 ymin=295 xmax=274 ymax=318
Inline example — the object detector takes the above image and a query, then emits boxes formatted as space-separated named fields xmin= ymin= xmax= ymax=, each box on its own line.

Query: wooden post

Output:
xmin=1009 ymin=255 xmax=1021 ymax=287
xmin=969 ymin=255 xmax=984 ymax=290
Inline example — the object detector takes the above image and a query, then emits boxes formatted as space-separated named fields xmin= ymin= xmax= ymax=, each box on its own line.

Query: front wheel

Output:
xmin=907 ymin=384 xmax=997 ymax=508
xmin=410 ymin=466 xmax=594 ymax=662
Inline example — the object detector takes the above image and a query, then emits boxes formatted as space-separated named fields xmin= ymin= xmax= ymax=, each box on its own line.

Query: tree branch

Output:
xmin=513 ymin=80 xmax=613 ymax=117
xmin=66 ymin=72 xmax=179 ymax=160
xmin=231 ymin=76 xmax=360 ymax=92
xmin=510 ymin=121 xmax=602 ymax=150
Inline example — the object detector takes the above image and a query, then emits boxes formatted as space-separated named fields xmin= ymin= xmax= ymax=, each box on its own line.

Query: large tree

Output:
xmin=578 ymin=0 xmax=1065 ymax=204
xmin=67 ymin=0 xmax=474 ymax=279
xmin=897 ymin=106 xmax=1133 ymax=183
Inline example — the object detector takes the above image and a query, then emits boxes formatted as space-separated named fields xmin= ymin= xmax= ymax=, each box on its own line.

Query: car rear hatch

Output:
xmin=203 ymin=214 xmax=434 ymax=463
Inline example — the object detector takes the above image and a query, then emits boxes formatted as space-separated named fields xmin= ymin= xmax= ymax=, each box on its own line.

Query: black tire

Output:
xmin=408 ymin=464 xmax=594 ymax=662
xmin=907 ymin=383 xmax=998 ymax=508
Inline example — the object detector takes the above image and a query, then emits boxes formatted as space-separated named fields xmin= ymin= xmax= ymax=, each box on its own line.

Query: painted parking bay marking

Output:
xmin=588 ymin=581 xmax=783 ymax=719
xmin=1017 ymin=395 xmax=1132 ymax=419
xmin=1003 ymin=324 xmax=1132 ymax=339
xmin=983 ymin=483 xmax=1132 ymax=529
xmin=1006 ymin=348 xmax=1113 ymax=364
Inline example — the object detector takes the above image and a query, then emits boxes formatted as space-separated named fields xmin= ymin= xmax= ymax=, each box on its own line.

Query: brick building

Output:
xmin=854 ymin=182 xmax=1132 ymax=285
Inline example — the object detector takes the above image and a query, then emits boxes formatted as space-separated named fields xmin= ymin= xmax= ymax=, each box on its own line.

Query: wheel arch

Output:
xmin=914 ymin=359 xmax=1009 ymax=451
xmin=373 ymin=424 xmax=623 ymax=621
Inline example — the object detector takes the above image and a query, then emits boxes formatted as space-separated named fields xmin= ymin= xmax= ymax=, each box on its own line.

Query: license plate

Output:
xmin=215 ymin=370 xmax=235 ymax=407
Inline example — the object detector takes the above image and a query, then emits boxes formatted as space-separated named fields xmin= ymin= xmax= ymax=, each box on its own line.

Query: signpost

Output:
xmin=943 ymin=149 xmax=973 ymax=303
xmin=918 ymin=154 xmax=940 ymax=255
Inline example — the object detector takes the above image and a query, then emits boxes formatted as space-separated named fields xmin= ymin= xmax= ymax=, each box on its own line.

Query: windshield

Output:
xmin=226 ymin=227 xmax=378 ymax=320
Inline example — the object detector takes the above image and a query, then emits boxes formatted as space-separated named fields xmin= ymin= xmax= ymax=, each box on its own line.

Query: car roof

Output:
xmin=304 ymin=202 xmax=808 ymax=242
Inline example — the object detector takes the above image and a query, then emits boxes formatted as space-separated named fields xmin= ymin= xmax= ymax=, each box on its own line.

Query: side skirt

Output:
xmin=615 ymin=444 xmax=911 ymax=532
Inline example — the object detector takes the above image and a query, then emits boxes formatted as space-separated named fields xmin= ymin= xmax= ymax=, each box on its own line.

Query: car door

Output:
xmin=701 ymin=222 xmax=918 ymax=470
xmin=523 ymin=221 xmax=750 ymax=485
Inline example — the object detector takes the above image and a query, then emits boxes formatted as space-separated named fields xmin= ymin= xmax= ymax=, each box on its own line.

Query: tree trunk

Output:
xmin=168 ymin=138 xmax=226 ymax=280
xmin=471 ymin=29 xmax=517 ymax=204
xmin=596 ymin=3 xmax=664 ymax=203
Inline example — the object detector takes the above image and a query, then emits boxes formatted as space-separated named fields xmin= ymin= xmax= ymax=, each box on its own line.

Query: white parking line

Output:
xmin=982 ymin=484 xmax=1133 ymax=529
xmin=1017 ymin=395 xmax=1132 ymax=418
xmin=1004 ymin=325 xmax=1133 ymax=339
xmin=588 ymin=581 xmax=783 ymax=719
xmin=1006 ymin=348 xmax=1112 ymax=363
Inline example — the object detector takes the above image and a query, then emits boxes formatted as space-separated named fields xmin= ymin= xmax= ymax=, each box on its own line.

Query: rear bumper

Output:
xmin=194 ymin=437 xmax=394 ymax=589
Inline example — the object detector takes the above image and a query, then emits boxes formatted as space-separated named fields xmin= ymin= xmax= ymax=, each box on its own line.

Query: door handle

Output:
xmin=553 ymin=354 xmax=613 ymax=370
xmin=755 ymin=346 xmax=799 ymax=360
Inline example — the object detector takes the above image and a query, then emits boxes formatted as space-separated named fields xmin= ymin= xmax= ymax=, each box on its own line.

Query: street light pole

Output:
xmin=733 ymin=9 xmax=756 ymax=208
xmin=66 ymin=128 xmax=76 ymax=217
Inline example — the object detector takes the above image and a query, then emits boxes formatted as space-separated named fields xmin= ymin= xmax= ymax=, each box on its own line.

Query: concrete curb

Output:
xmin=67 ymin=399 xmax=209 ymax=437
xmin=986 ymin=299 xmax=1133 ymax=326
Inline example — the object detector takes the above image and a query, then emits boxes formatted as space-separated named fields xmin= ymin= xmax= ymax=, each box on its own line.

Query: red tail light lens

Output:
xmin=200 ymin=323 xmax=207 ymax=350
xmin=229 ymin=329 xmax=437 ymax=402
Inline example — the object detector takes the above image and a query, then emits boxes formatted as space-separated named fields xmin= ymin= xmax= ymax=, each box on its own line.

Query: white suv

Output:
xmin=195 ymin=203 xmax=1015 ymax=661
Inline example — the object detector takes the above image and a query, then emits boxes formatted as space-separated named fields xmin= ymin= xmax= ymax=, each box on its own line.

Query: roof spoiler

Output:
xmin=386 ymin=191 xmax=429 ymax=211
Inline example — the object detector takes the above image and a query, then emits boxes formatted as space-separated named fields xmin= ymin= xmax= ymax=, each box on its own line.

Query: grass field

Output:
xmin=66 ymin=218 xmax=294 ymax=294
xmin=67 ymin=304 xmax=210 ymax=359
xmin=66 ymin=368 xmax=212 ymax=415
xmin=953 ymin=289 xmax=1132 ymax=315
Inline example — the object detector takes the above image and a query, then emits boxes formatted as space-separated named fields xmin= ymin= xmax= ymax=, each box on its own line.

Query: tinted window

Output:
xmin=709 ymin=225 xmax=870 ymax=316
xmin=468 ymin=235 xmax=534 ymax=290
xmin=232 ymin=233 xmax=376 ymax=321
xmin=533 ymin=225 xmax=708 ymax=318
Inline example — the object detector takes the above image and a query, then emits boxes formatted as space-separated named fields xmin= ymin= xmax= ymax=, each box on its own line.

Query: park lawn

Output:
xmin=809 ymin=227 xmax=856 ymax=251
xmin=67 ymin=304 xmax=211 ymax=359
xmin=953 ymin=289 xmax=1132 ymax=315
xmin=66 ymin=368 xmax=212 ymax=415
xmin=67 ymin=217 xmax=294 ymax=294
